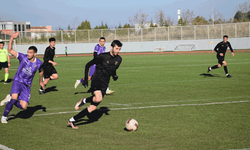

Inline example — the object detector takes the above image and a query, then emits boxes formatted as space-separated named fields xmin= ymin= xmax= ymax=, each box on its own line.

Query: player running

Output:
xmin=0 ymin=41 xmax=11 ymax=84
xmin=74 ymin=37 xmax=115 ymax=95
xmin=1 ymin=32 xmax=44 ymax=123
xmin=39 ymin=37 xmax=59 ymax=94
xmin=207 ymin=35 xmax=234 ymax=78
xmin=68 ymin=40 xmax=123 ymax=129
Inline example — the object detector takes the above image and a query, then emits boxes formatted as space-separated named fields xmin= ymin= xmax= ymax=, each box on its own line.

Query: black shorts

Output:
xmin=0 ymin=61 xmax=8 ymax=70
xmin=217 ymin=56 xmax=225 ymax=65
xmin=88 ymin=78 xmax=108 ymax=98
xmin=43 ymin=65 xmax=57 ymax=78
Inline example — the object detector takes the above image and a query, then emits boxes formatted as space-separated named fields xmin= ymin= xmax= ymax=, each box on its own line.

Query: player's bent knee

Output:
xmin=88 ymin=105 xmax=97 ymax=113
xmin=20 ymin=101 xmax=28 ymax=109
xmin=218 ymin=64 xmax=222 ymax=68
xmin=223 ymin=61 xmax=227 ymax=66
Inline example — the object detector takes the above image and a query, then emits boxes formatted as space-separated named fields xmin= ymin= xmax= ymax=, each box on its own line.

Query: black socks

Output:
xmin=73 ymin=108 xmax=90 ymax=120
xmin=224 ymin=66 xmax=228 ymax=74
xmin=211 ymin=65 xmax=218 ymax=69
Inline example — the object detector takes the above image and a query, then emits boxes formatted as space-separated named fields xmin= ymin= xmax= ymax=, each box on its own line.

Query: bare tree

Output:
xmin=236 ymin=1 xmax=250 ymax=21
xmin=237 ymin=1 xmax=250 ymax=13
xmin=181 ymin=9 xmax=195 ymax=25
xmin=165 ymin=16 xmax=174 ymax=26
xmin=155 ymin=10 xmax=166 ymax=26
xmin=214 ymin=9 xmax=224 ymax=24
xmin=129 ymin=10 xmax=149 ymax=27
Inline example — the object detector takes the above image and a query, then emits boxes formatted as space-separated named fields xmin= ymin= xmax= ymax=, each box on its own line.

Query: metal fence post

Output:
xmin=88 ymin=30 xmax=90 ymax=43
xmin=181 ymin=26 xmax=182 ymax=40
xmin=115 ymin=29 xmax=116 ymax=39
xmin=141 ymin=28 xmax=143 ymax=42
xmin=75 ymin=30 xmax=76 ymax=43
xmin=208 ymin=25 xmax=209 ymax=39
xmin=155 ymin=28 xmax=156 ymax=41
xmin=194 ymin=25 xmax=196 ymax=40
xmin=249 ymin=22 xmax=250 ymax=37
xmin=101 ymin=29 xmax=103 ymax=37
xmin=221 ymin=24 xmax=223 ymax=38
xmin=128 ymin=28 xmax=129 ymax=42
xmin=235 ymin=23 xmax=237 ymax=38
xmin=168 ymin=27 xmax=169 ymax=41
xmin=61 ymin=30 xmax=63 ymax=43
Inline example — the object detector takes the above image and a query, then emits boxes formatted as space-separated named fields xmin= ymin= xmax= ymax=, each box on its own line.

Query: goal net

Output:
xmin=174 ymin=44 xmax=195 ymax=51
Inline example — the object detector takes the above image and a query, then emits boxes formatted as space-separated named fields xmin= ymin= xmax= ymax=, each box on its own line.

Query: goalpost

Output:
xmin=174 ymin=44 xmax=195 ymax=51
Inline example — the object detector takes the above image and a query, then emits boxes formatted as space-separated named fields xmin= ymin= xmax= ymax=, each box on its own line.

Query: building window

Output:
xmin=26 ymin=24 xmax=30 ymax=30
xmin=18 ymin=24 xmax=21 ymax=31
xmin=22 ymin=24 xmax=25 ymax=31
xmin=14 ymin=24 xmax=17 ymax=31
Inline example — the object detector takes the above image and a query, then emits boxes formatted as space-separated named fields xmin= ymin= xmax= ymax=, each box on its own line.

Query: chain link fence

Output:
xmin=1 ymin=22 xmax=249 ymax=45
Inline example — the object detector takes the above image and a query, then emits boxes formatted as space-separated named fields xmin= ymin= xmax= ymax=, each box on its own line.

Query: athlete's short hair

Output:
xmin=99 ymin=37 xmax=106 ymax=41
xmin=223 ymin=35 xmax=228 ymax=39
xmin=0 ymin=41 xmax=4 ymax=45
xmin=111 ymin=40 xmax=123 ymax=48
xmin=49 ymin=37 xmax=56 ymax=42
xmin=29 ymin=46 xmax=38 ymax=53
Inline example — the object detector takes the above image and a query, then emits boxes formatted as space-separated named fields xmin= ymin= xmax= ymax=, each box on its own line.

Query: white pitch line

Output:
xmin=0 ymin=144 xmax=15 ymax=150
xmin=32 ymin=100 xmax=250 ymax=117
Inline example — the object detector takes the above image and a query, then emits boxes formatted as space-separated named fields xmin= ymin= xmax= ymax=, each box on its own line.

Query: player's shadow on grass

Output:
xmin=72 ymin=107 xmax=110 ymax=127
xmin=45 ymin=86 xmax=58 ymax=93
xmin=74 ymin=91 xmax=89 ymax=95
xmin=8 ymin=105 xmax=46 ymax=121
xmin=199 ymin=73 xmax=220 ymax=77
xmin=0 ymin=79 xmax=13 ymax=83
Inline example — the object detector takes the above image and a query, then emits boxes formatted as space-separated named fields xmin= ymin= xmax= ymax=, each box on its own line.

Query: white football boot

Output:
xmin=1 ymin=116 xmax=8 ymax=124
xmin=0 ymin=94 xmax=11 ymax=106
xmin=74 ymin=80 xmax=81 ymax=89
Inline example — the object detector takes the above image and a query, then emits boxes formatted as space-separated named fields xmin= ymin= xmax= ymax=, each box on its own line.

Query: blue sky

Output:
xmin=0 ymin=0 xmax=248 ymax=30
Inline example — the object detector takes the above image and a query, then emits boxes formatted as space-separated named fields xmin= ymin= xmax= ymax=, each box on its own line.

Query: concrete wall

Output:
xmin=15 ymin=37 xmax=250 ymax=55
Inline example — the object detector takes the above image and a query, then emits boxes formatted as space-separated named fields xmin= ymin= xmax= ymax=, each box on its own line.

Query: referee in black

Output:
xmin=67 ymin=40 xmax=123 ymax=129
xmin=39 ymin=37 xmax=59 ymax=94
xmin=207 ymin=35 xmax=234 ymax=78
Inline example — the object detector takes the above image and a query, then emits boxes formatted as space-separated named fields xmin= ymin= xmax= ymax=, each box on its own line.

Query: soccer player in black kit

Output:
xmin=207 ymin=35 xmax=235 ymax=78
xmin=67 ymin=40 xmax=122 ymax=129
xmin=39 ymin=37 xmax=59 ymax=94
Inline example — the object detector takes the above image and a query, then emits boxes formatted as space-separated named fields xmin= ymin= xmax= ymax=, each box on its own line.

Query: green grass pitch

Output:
xmin=0 ymin=51 xmax=250 ymax=150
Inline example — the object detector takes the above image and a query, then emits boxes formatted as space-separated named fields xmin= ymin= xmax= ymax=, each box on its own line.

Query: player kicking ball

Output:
xmin=207 ymin=35 xmax=234 ymax=78
xmin=68 ymin=40 xmax=123 ymax=129
xmin=39 ymin=38 xmax=59 ymax=94
xmin=74 ymin=37 xmax=115 ymax=95
xmin=1 ymin=32 xmax=44 ymax=123
xmin=0 ymin=41 xmax=11 ymax=84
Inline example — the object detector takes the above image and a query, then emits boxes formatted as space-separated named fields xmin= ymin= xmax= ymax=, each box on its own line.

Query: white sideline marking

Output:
xmin=0 ymin=144 xmax=15 ymax=150
xmin=32 ymin=100 xmax=250 ymax=117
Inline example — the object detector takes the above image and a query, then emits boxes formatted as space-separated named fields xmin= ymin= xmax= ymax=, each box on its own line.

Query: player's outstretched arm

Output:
xmin=7 ymin=51 xmax=10 ymax=67
xmin=8 ymin=32 xmax=19 ymax=58
xmin=228 ymin=42 xmax=234 ymax=57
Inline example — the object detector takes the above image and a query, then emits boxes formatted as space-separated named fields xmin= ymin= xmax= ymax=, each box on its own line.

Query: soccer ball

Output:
xmin=125 ymin=119 xmax=138 ymax=131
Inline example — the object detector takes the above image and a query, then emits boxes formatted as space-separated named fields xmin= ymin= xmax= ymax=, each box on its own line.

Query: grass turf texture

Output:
xmin=0 ymin=51 xmax=250 ymax=150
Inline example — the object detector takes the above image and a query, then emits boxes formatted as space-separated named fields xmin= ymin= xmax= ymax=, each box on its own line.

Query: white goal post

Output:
xmin=174 ymin=44 xmax=195 ymax=51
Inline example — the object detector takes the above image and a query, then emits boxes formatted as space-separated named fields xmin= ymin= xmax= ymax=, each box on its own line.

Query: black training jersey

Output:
xmin=214 ymin=41 xmax=233 ymax=55
xmin=43 ymin=46 xmax=55 ymax=65
xmin=85 ymin=52 xmax=122 ymax=83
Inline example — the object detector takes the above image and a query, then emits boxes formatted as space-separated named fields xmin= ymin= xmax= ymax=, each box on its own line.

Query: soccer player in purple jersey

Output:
xmin=74 ymin=37 xmax=115 ymax=95
xmin=0 ymin=32 xmax=44 ymax=124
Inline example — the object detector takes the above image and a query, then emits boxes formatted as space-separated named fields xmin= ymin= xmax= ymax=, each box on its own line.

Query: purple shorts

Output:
xmin=89 ymin=64 xmax=96 ymax=77
xmin=10 ymin=80 xmax=31 ymax=103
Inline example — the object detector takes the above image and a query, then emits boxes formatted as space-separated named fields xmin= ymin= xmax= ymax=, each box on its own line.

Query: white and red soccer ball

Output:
xmin=125 ymin=119 xmax=138 ymax=131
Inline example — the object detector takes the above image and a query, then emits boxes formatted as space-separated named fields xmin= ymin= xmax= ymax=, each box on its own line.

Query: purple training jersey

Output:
xmin=13 ymin=53 xmax=43 ymax=87
xmin=89 ymin=44 xmax=106 ymax=76
xmin=94 ymin=44 xmax=106 ymax=55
